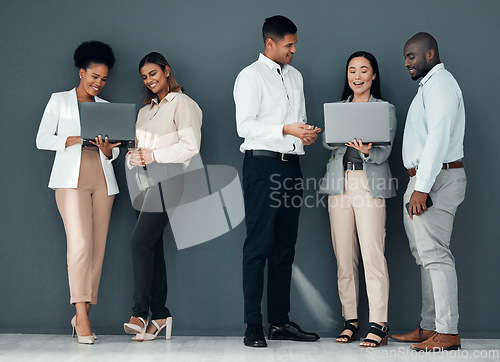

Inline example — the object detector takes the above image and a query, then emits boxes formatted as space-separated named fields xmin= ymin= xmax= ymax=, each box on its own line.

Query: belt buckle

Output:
xmin=281 ymin=153 xmax=289 ymax=162
xmin=443 ymin=163 xmax=450 ymax=169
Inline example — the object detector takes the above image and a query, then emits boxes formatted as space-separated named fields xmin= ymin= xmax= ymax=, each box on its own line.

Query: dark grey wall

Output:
xmin=0 ymin=0 xmax=498 ymax=337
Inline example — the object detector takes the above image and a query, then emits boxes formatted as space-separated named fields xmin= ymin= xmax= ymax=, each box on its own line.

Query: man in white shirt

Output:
xmin=234 ymin=15 xmax=321 ymax=348
xmin=391 ymin=32 xmax=466 ymax=352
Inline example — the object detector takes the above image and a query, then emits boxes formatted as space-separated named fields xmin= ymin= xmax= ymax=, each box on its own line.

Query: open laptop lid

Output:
xmin=324 ymin=102 xmax=391 ymax=146
xmin=80 ymin=102 xmax=136 ymax=148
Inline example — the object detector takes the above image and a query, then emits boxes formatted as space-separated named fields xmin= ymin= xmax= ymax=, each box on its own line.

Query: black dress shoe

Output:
xmin=244 ymin=324 xmax=267 ymax=347
xmin=268 ymin=321 xmax=320 ymax=341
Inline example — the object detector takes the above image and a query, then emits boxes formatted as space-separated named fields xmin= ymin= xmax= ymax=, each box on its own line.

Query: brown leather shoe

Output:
xmin=391 ymin=327 xmax=434 ymax=343
xmin=411 ymin=332 xmax=461 ymax=351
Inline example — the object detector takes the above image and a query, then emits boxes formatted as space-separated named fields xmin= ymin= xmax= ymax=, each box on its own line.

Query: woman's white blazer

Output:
xmin=36 ymin=88 xmax=120 ymax=195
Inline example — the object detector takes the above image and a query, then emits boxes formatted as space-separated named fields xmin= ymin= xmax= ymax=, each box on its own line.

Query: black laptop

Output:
xmin=80 ymin=102 xmax=136 ymax=148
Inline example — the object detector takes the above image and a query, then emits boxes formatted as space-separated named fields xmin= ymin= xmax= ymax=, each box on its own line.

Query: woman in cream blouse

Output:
xmin=36 ymin=41 xmax=120 ymax=344
xmin=123 ymin=52 xmax=202 ymax=341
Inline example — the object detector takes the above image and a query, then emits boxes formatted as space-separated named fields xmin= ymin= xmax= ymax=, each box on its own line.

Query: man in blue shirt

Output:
xmin=391 ymin=32 xmax=466 ymax=352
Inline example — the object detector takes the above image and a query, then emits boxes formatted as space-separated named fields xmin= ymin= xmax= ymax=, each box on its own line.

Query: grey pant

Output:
xmin=403 ymin=168 xmax=466 ymax=334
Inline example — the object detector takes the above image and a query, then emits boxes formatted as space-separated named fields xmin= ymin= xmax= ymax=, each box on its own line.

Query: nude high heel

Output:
xmin=71 ymin=315 xmax=95 ymax=344
xmin=71 ymin=315 xmax=97 ymax=340
xmin=142 ymin=317 xmax=173 ymax=341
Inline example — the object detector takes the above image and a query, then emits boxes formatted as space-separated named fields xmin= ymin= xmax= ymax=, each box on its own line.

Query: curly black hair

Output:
xmin=73 ymin=40 xmax=115 ymax=70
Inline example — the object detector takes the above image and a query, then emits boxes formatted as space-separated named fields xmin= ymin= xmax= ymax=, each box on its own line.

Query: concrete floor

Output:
xmin=0 ymin=334 xmax=499 ymax=362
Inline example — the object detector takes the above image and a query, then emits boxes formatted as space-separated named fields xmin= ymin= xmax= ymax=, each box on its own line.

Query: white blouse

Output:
xmin=131 ymin=91 xmax=202 ymax=167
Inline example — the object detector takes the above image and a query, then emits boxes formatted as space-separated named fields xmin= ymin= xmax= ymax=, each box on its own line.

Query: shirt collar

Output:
xmin=258 ymin=53 xmax=289 ymax=75
xmin=419 ymin=63 xmax=445 ymax=87
xmin=151 ymin=91 xmax=182 ymax=106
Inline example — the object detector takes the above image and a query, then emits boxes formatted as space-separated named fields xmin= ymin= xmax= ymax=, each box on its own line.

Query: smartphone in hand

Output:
xmin=405 ymin=194 xmax=433 ymax=215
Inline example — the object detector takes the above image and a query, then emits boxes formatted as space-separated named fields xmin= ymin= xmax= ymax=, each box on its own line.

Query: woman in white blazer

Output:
xmin=319 ymin=51 xmax=397 ymax=348
xmin=36 ymin=41 xmax=120 ymax=344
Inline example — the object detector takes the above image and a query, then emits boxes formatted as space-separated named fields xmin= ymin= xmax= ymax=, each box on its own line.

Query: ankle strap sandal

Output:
xmin=336 ymin=319 xmax=360 ymax=343
xmin=360 ymin=322 xmax=390 ymax=348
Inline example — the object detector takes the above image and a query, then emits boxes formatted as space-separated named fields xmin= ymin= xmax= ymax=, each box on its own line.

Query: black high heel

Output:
xmin=336 ymin=319 xmax=360 ymax=343
xmin=360 ymin=322 xmax=389 ymax=348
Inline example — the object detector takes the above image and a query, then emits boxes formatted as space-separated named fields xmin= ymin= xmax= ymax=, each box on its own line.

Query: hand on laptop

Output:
xmin=345 ymin=138 xmax=372 ymax=155
xmin=89 ymin=134 xmax=121 ymax=158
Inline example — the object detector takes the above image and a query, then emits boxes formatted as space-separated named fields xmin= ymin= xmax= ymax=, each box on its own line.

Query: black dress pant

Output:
xmin=242 ymin=154 xmax=303 ymax=325
xmin=130 ymin=186 xmax=171 ymax=320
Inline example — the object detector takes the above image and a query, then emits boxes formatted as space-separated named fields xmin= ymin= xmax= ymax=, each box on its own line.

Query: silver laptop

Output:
xmin=324 ymin=102 xmax=391 ymax=146
xmin=80 ymin=102 xmax=136 ymax=148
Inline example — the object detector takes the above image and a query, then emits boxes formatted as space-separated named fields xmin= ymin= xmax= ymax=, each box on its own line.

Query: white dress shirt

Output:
xmin=233 ymin=53 xmax=307 ymax=154
xmin=402 ymin=63 xmax=465 ymax=193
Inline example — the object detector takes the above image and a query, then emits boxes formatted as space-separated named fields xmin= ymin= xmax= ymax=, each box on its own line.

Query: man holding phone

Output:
xmin=391 ymin=33 xmax=466 ymax=351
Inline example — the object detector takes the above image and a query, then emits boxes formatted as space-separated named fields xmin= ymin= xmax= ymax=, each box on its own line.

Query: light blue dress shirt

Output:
xmin=402 ymin=63 xmax=465 ymax=193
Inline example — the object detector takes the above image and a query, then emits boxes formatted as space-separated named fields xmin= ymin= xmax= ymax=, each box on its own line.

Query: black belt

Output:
xmin=344 ymin=162 xmax=364 ymax=170
xmin=245 ymin=150 xmax=299 ymax=162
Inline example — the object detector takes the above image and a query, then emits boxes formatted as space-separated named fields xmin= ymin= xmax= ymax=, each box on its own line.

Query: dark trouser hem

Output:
xmin=131 ymin=191 xmax=170 ymax=319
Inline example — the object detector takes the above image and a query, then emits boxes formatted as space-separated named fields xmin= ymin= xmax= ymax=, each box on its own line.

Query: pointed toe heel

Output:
xmin=71 ymin=315 xmax=95 ymax=344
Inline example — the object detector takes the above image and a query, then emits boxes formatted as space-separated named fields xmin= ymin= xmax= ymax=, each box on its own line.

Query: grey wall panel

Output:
xmin=0 ymin=0 xmax=498 ymax=337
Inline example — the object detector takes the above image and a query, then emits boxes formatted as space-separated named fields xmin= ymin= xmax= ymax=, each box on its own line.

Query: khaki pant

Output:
xmin=328 ymin=169 xmax=389 ymax=322
xmin=404 ymin=168 xmax=466 ymax=334
xmin=55 ymin=149 xmax=115 ymax=304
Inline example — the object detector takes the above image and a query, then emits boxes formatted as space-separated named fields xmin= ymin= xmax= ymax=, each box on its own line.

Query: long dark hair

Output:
xmin=341 ymin=51 xmax=384 ymax=101
xmin=138 ymin=52 xmax=183 ymax=104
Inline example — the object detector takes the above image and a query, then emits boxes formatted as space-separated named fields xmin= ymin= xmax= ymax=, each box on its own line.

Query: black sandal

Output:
xmin=336 ymin=319 xmax=360 ymax=343
xmin=360 ymin=322 xmax=389 ymax=348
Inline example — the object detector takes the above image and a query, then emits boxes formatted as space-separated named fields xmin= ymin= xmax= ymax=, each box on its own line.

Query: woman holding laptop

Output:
xmin=36 ymin=41 xmax=120 ymax=344
xmin=319 ymin=51 xmax=397 ymax=347
xmin=123 ymin=52 xmax=202 ymax=341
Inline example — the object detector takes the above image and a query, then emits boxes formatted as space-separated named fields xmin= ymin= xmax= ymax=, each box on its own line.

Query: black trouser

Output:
xmin=130 ymin=186 xmax=171 ymax=320
xmin=242 ymin=154 xmax=303 ymax=325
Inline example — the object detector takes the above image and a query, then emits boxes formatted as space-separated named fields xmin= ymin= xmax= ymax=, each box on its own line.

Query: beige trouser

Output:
xmin=55 ymin=149 xmax=115 ymax=305
xmin=328 ymin=169 xmax=389 ymax=322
